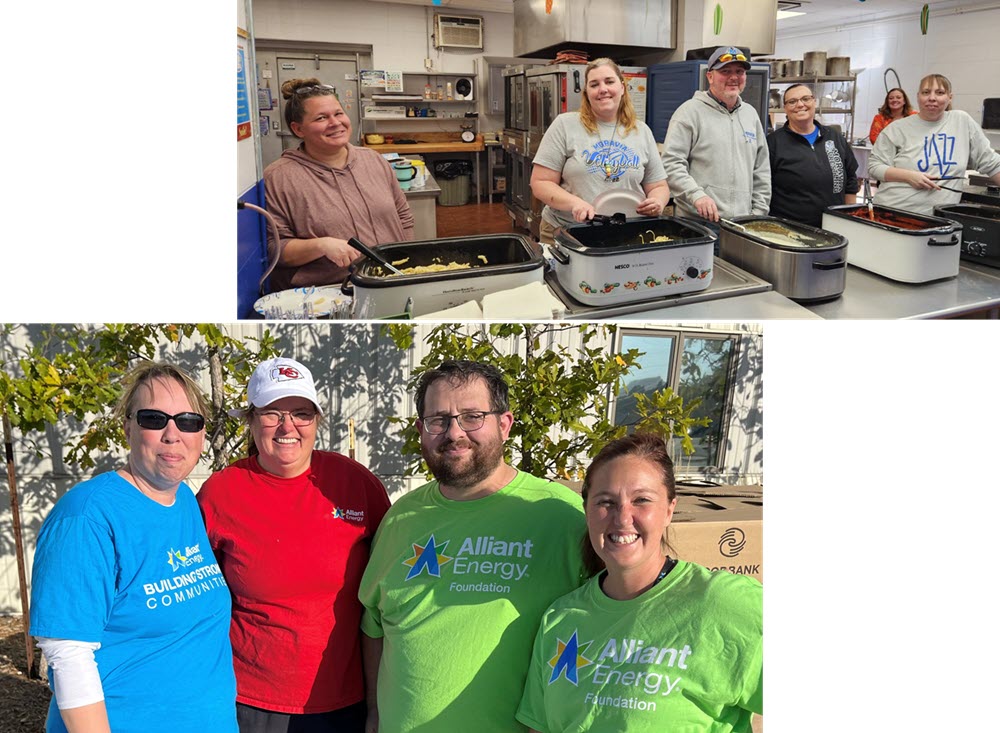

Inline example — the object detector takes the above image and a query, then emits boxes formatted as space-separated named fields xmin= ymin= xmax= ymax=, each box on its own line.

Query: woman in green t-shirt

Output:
xmin=516 ymin=433 xmax=763 ymax=732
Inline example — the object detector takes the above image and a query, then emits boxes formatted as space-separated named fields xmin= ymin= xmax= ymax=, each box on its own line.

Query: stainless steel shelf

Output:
xmin=771 ymin=75 xmax=856 ymax=83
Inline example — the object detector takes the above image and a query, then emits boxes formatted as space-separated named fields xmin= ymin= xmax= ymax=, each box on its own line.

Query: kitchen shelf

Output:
xmin=771 ymin=75 xmax=856 ymax=84
xmin=399 ymin=71 xmax=477 ymax=78
xmin=770 ymin=74 xmax=857 ymax=141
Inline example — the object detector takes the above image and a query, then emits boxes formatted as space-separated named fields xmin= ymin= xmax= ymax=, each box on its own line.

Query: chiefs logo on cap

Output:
xmin=272 ymin=366 xmax=302 ymax=381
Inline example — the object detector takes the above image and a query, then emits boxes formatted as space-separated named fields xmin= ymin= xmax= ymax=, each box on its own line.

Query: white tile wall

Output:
xmin=775 ymin=7 xmax=1000 ymax=139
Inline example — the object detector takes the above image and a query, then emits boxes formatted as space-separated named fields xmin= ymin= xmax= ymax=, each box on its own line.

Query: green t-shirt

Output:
xmin=358 ymin=470 xmax=587 ymax=733
xmin=516 ymin=561 xmax=763 ymax=733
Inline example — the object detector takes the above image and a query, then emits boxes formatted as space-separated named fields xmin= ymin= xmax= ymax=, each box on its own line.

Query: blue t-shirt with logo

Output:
xmin=30 ymin=472 xmax=237 ymax=733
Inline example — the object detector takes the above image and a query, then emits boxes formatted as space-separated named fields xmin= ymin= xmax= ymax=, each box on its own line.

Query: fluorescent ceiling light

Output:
xmin=777 ymin=10 xmax=806 ymax=20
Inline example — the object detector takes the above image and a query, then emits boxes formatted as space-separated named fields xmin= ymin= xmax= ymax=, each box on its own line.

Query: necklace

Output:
xmin=598 ymin=120 xmax=619 ymax=180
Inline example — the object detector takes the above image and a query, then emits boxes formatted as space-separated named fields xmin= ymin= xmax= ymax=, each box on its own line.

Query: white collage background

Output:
xmin=3 ymin=4 xmax=999 ymax=731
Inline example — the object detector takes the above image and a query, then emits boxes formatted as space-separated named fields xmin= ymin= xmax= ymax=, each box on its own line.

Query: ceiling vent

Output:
xmin=434 ymin=14 xmax=484 ymax=49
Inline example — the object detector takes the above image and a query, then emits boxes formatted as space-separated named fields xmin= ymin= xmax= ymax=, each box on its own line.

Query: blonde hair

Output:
xmin=918 ymin=74 xmax=954 ymax=111
xmin=578 ymin=58 xmax=638 ymax=135
xmin=112 ymin=361 xmax=210 ymax=423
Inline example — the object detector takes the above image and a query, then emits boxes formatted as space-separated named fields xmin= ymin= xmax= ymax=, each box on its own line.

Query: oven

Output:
xmin=522 ymin=64 xmax=647 ymax=238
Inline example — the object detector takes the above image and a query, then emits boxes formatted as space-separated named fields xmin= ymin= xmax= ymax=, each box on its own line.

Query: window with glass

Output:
xmin=614 ymin=331 xmax=736 ymax=468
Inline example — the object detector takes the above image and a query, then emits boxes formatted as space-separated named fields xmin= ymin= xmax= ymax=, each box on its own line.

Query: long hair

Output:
xmin=918 ymin=74 xmax=953 ymax=112
xmin=578 ymin=58 xmax=638 ymax=136
xmin=878 ymin=87 xmax=914 ymax=118
xmin=281 ymin=77 xmax=341 ymax=132
xmin=580 ymin=433 xmax=677 ymax=577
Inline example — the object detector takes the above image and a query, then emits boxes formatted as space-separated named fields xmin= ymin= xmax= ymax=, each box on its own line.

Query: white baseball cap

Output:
xmin=241 ymin=357 xmax=321 ymax=414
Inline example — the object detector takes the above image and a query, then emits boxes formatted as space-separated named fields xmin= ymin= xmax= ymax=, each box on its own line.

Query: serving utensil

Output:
xmin=588 ymin=212 xmax=627 ymax=225
xmin=720 ymin=217 xmax=749 ymax=233
xmin=349 ymin=237 xmax=404 ymax=275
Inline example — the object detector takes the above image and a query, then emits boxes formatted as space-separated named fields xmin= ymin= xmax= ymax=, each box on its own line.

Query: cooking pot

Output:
xmin=803 ymin=51 xmax=827 ymax=77
xmin=769 ymin=89 xmax=783 ymax=110
xmin=719 ymin=216 xmax=848 ymax=302
xmin=342 ymin=234 xmax=544 ymax=317
xmin=784 ymin=60 xmax=803 ymax=78
xmin=826 ymin=56 xmax=851 ymax=76
xmin=365 ymin=133 xmax=385 ymax=145
xmin=822 ymin=204 xmax=963 ymax=283
xmin=934 ymin=203 xmax=1000 ymax=267
xmin=550 ymin=217 xmax=716 ymax=306
xmin=767 ymin=59 xmax=787 ymax=77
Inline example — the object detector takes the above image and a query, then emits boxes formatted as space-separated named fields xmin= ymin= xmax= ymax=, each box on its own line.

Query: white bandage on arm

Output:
xmin=36 ymin=637 xmax=105 ymax=709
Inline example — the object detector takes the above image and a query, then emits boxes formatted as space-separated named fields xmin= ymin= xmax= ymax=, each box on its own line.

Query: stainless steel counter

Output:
xmin=404 ymin=172 xmax=441 ymax=240
xmin=803 ymin=263 xmax=1000 ymax=319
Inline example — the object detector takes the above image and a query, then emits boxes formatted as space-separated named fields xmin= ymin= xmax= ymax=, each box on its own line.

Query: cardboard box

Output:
xmin=670 ymin=485 xmax=762 ymax=584
xmin=554 ymin=481 xmax=763 ymax=584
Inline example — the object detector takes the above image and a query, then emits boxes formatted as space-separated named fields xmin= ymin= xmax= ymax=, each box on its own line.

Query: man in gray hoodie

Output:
xmin=662 ymin=46 xmax=771 ymax=224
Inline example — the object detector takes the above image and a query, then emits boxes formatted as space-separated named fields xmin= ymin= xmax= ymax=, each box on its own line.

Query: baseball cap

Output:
xmin=235 ymin=357 xmax=322 ymax=415
xmin=707 ymin=46 xmax=752 ymax=71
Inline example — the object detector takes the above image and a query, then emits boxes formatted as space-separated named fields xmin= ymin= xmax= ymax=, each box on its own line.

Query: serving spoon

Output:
xmin=348 ymin=237 xmax=405 ymax=275
xmin=719 ymin=217 xmax=749 ymax=233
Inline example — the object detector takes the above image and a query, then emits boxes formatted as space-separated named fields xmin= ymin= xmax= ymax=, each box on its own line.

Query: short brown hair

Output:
xmin=281 ymin=77 xmax=341 ymax=131
xmin=580 ymin=433 xmax=677 ymax=576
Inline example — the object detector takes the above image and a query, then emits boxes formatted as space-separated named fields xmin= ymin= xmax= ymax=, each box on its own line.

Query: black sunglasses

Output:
xmin=130 ymin=409 xmax=205 ymax=433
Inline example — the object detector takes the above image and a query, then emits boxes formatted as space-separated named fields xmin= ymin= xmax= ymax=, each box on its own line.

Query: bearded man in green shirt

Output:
xmin=358 ymin=360 xmax=587 ymax=733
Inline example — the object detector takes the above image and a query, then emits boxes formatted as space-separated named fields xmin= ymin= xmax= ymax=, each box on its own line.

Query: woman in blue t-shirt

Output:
xmin=29 ymin=361 xmax=237 ymax=733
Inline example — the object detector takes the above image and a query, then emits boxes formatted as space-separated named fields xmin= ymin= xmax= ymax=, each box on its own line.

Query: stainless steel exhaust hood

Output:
xmin=513 ymin=0 xmax=675 ymax=59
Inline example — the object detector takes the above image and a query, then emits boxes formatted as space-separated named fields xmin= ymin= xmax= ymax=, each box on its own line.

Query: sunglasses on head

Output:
xmin=293 ymin=84 xmax=336 ymax=96
xmin=717 ymin=49 xmax=747 ymax=64
xmin=130 ymin=409 xmax=205 ymax=433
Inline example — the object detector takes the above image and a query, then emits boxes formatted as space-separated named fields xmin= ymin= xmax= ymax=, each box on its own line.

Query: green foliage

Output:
xmin=0 ymin=324 xmax=280 ymax=471
xmin=383 ymin=323 xmax=710 ymax=480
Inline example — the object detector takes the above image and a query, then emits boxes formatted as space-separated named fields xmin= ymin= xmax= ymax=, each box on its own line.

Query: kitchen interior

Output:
xmin=237 ymin=0 xmax=1000 ymax=320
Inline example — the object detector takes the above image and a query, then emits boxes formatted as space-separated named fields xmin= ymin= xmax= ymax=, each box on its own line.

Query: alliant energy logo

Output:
xmin=547 ymin=632 xmax=693 ymax=712
xmin=331 ymin=506 xmax=366 ymax=523
xmin=403 ymin=535 xmax=453 ymax=579
xmin=402 ymin=534 xmax=533 ymax=593
xmin=548 ymin=630 xmax=594 ymax=685
xmin=166 ymin=544 xmax=204 ymax=571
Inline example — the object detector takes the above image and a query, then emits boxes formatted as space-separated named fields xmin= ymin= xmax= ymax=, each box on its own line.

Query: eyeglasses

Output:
xmin=254 ymin=409 xmax=319 ymax=428
xmin=420 ymin=411 xmax=502 ymax=435
xmin=717 ymin=50 xmax=747 ymax=64
xmin=130 ymin=409 xmax=205 ymax=433
xmin=784 ymin=95 xmax=816 ymax=107
xmin=293 ymin=84 xmax=336 ymax=96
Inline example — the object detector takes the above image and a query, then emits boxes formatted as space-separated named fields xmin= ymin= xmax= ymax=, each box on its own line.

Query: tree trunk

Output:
xmin=208 ymin=348 xmax=228 ymax=471
xmin=2 ymin=410 xmax=38 ymax=678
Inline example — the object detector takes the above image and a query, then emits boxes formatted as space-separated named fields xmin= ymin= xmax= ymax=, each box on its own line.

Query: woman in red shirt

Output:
xmin=198 ymin=357 xmax=391 ymax=733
